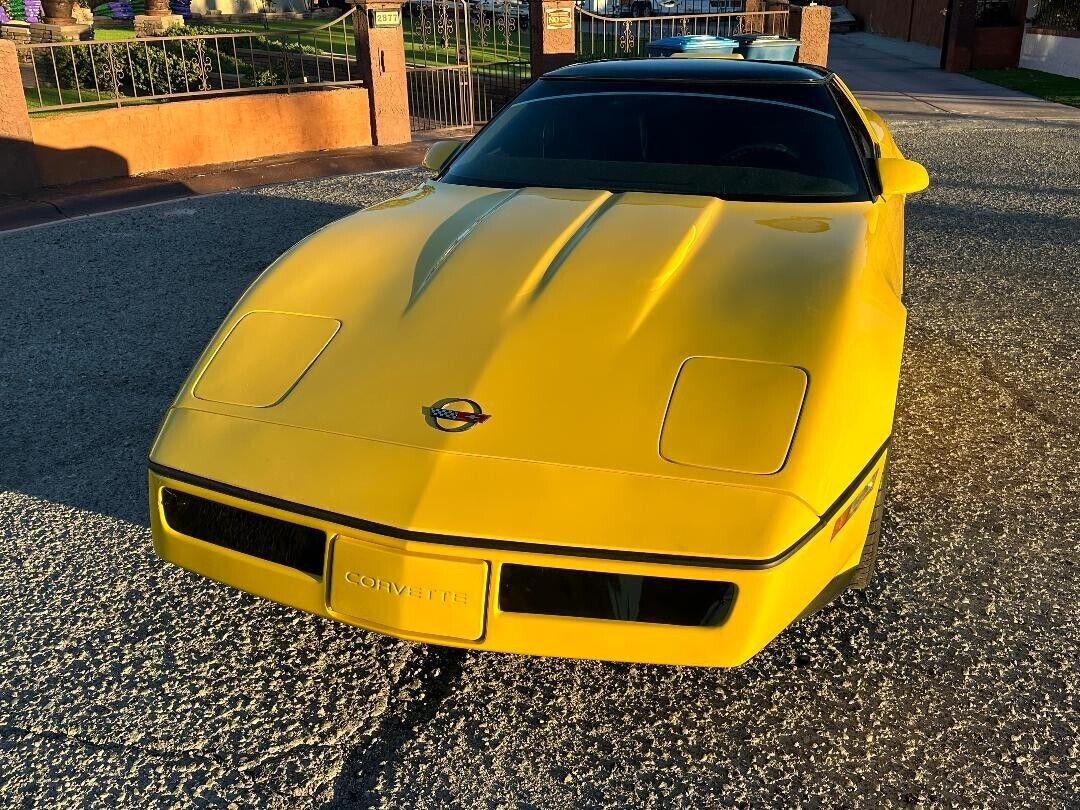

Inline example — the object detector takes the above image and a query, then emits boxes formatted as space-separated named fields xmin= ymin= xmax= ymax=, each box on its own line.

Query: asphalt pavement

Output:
xmin=1 ymin=113 xmax=1078 ymax=807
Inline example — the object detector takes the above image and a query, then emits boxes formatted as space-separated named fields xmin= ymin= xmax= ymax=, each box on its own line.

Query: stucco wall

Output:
xmin=29 ymin=87 xmax=371 ymax=186
xmin=0 ymin=39 xmax=39 ymax=192
xmin=1020 ymin=31 xmax=1080 ymax=79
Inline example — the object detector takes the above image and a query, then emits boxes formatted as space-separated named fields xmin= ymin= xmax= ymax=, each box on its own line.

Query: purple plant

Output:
xmin=25 ymin=0 xmax=41 ymax=23
xmin=92 ymin=0 xmax=133 ymax=16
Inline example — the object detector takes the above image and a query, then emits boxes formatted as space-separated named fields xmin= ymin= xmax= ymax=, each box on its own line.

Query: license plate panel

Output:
xmin=330 ymin=535 xmax=489 ymax=641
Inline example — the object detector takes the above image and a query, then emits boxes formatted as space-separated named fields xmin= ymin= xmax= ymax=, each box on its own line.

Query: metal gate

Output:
xmin=404 ymin=0 xmax=474 ymax=131
xmin=404 ymin=0 xmax=530 ymax=132
xmin=404 ymin=2 xmax=787 ymax=132
xmin=573 ymin=5 xmax=788 ymax=60
xmin=466 ymin=0 xmax=530 ymax=123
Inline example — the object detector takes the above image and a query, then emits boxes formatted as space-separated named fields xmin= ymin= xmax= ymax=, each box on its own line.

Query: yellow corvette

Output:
xmin=149 ymin=59 xmax=928 ymax=667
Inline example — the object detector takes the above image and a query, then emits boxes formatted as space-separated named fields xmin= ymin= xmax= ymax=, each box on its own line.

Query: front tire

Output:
xmin=848 ymin=462 xmax=889 ymax=590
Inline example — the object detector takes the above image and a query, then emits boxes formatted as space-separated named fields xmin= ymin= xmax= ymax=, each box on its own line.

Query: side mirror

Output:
xmin=421 ymin=140 xmax=462 ymax=174
xmin=877 ymin=157 xmax=929 ymax=197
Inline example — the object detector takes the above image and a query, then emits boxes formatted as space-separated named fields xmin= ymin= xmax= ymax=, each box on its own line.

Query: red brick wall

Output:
xmin=972 ymin=24 xmax=1025 ymax=68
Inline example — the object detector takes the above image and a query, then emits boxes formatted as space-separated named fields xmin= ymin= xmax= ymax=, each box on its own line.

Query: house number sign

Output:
xmin=372 ymin=9 xmax=401 ymax=27
xmin=544 ymin=8 xmax=572 ymax=29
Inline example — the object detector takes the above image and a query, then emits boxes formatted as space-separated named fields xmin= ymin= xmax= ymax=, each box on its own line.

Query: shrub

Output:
xmin=47 ymin=34 xmax=296 ymax=98
xmin=182 ymin=24 xmax=324 ymax=56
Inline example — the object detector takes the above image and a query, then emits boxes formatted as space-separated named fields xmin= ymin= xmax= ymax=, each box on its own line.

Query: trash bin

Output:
xmin=732 ymin=33 xmax=779 ymax=47
xmin=736 ymin=35 xmax=801 ymax=61
xmin=647 ymin=35 xmax=739 ymax=58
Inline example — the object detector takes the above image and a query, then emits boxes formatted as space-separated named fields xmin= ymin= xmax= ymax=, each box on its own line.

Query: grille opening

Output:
xmin=498 ymin=564 xmax=736 ymax=627
xmin=161 ymin=488 xmax=326 ymax=577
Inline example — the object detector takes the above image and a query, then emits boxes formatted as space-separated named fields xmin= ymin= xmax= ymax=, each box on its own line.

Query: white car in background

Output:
xmin=478 ymin=0 xmax=529 ymax=16
xmin=583 ymin=0 xmax=736 ymax=16
xmin=405 ymin=0 xmax=530 ymax=19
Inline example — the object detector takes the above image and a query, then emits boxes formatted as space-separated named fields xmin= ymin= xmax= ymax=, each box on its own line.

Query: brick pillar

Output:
xmin=941 ymin=0 xmax=977 ymax=72
xmin=0 ymin=39 xmax=40 ymax=194
xmin=790 ymin=3 xmax=830 ymax=67
xmin=352 ymin=0 xmax=411 ymax=145
xmin=529 ymin=0 xmax=576 ymax=79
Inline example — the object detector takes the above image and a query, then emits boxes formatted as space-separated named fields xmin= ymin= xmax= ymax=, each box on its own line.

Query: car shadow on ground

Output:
xmin=0 ymin=190 xmax=367 ymax=526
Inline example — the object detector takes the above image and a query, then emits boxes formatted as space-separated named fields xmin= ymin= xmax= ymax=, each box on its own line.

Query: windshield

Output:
xmin=441 ymin=79 xmax=870 ymax=203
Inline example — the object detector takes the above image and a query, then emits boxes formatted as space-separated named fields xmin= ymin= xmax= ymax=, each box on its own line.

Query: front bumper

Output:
xmin=148 ymin=451 xmax=885 ymax=668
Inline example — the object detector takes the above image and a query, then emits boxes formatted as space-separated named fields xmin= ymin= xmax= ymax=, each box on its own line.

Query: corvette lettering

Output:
xmin=344 ymin=571 xmax=469 ymax=605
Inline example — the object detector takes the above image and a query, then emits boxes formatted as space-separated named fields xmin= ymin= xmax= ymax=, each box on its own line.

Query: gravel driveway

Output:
xmin=1 ymin=114 xmax=1077 ymax=808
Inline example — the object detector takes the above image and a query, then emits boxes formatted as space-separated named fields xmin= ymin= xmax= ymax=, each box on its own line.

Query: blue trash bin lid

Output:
xmin=649 ymin=35 xmax=738 ymax=51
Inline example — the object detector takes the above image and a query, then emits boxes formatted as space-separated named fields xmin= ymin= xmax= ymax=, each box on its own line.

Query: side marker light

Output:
xmin=832 ymin=473 xmax=878 ymax=538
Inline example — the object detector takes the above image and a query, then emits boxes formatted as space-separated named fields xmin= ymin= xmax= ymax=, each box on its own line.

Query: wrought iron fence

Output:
xmin=1030 ymin=0 xmax=1080 ymax=31
xmin=402 ymin=2 xmax=790 ymax=132
xmin=15 ymin=2 xmax=795 ymax=128
xmin=17 ymin=9 xmax=361 ymax=114
xmin=975 ymin=0 xmax=1018 ymax=26
xmin=574 ymin=6 xmax=788 ymax=59
xmin=403 ymin=0 xmax=474 ymax=130
xmin=578 ymin=0 xmax=746 ymax=16
xmin=403 ymin=0 xmax=529 ymax=130
xmin=466 ymin=0 xmax=529 ymax=123
xmin=406 ymin=63 xmax=474 ymax=131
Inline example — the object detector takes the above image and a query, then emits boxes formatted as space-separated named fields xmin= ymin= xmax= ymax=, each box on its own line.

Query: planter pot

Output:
xmin=40 ymin=0 xmax=75 ymax=24
xmin=144 ymin=0 xmax=173 ymax=15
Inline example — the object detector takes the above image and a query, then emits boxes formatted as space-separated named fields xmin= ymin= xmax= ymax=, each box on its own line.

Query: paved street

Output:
xmin=2 ymin=105 xmax=1078 ymax=805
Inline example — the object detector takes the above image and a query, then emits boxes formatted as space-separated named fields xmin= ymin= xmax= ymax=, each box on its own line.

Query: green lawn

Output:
xmin=200 ymin=14 xmax=530 ymax=66
xmin=89 ymin=15 xmax=661 ymax=63
xmin=203 ymin=16 xmax=356 ymax=56
xmin=25 ymin=84 xmax=118 ymax=109
xmin=42 ymin=15 xmax=531 ymax=65
xmin=966 ymin=67 xmax=1080 ymax=108
xmin=92 ymin=27 xmax=137 ymax=40
xmin=24 ymin=84 xmax=154 ymax=114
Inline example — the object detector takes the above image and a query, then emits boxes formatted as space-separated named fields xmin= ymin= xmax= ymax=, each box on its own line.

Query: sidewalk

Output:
xmin=0 ymin=134 xmax=458 ymax=232
xmin=829 ymin=32 xmax=1080 ymax=121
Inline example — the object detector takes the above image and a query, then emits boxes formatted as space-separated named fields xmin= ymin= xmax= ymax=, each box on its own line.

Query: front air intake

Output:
xmin=498 ymin=564 xmax=736 ymax=627
xmin=161 ymin=488 xmax=326 ymax=576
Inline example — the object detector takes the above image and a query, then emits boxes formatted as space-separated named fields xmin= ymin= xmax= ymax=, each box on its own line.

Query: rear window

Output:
xmin=441 ymin=79 xmax=870 ymax=203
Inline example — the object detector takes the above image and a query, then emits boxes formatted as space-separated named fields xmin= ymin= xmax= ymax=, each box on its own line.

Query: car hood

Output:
xmin=167 ymin=180 xmax=901 ymax=515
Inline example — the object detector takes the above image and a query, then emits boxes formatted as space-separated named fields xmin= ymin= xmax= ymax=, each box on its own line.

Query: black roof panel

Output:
xmin=544 ymin=58 xmax=831 ymax=83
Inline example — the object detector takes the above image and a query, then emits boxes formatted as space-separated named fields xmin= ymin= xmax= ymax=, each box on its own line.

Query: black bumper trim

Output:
xmin=148 ymin=438 xmax=889 ymax=572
